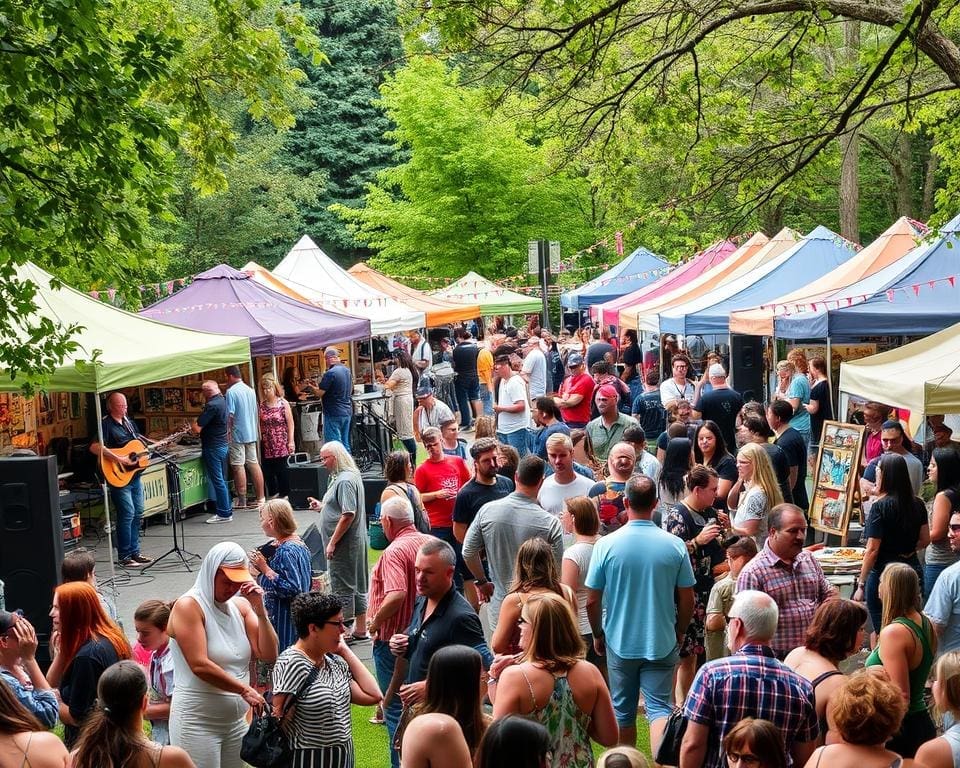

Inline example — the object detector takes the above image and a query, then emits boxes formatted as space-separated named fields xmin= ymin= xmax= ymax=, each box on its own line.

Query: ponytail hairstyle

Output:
xmin=55 ymin=582 xmax=131 ymax=665
xmin=133 ymin=599 xmax=172 ymax=631
xmin=72 ymin=660 xmax=148 ymax=768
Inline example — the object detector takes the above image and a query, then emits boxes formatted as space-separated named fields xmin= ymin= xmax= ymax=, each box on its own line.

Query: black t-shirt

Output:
xmin=406 ymin=588 xmax=488 ymax=683
xmin=761 ymin=442 xmax=794 ymax=504
xmin=633 ymin=390 xmax=667 ymax=442
xmin=809 ymin=379 xmax=833 ymax=444
xmin=695 ymin=388 xmax=743 ymax=453
xmin=864 ymin=495 xmax=927 ymax=567
xmin=775 ymin=427 xmax=809 ymax=510
xmin=452 ymin=476 xmax=514 ymax=526
xmin=587 ymin=342 xmax=615 ymax=369
xmin=621 ymin=343 xmax=642 ymax=380
xmin=61 ymin=636 xmax=122 ymax=748
xmin=197 ymin=394 xmax=229 ymax=448
xmin=451 ymin=342 xmax=480 ymax=384
xmin=100 ymin=415 xmax=141 ymax=449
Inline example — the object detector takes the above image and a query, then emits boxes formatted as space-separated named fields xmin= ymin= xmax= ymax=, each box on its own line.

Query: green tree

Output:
xmin=282 ymin=0 xmax=404 ymax=264
xmin=334 ymin=57 xmax=597 ymax=278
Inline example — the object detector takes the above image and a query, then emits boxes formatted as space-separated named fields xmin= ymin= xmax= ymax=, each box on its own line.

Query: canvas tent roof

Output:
xmin=431 ymin=271 xmax=542 ymax=316
xmin=273 ymin=236 xmax=426 ymax=335
xmin=657 ymin=226 xmax=858 ymax=336
xmin=729 ymin=217 xmax=927 ymax=336
xmin=774 ymin=213 xmax=960 ymax=339
xmin=241 ymin=261 xmax=314 ymax=304
xmin=560 ymin=246 xmax=670 ymax=311
xmin=625 ymin=229 xmax=798 ymax=333
xmin=140 ymin=265 xmax=371 ymax=357
xmin=347 ymin=263 xmax=481 ymax=326
xmin=0 ymin=262 xmax=250 ymax=393
xmin=840 ymin=320 xmax=960 ymax=427
xmin=594 ymin=239 xmax=741 ymax=326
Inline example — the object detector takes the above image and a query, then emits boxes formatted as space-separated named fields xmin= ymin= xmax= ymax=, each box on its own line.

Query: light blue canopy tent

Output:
xmin=775 ymin=213 xmax=960 ymax=338
xmin=657 ymin=226 xmax=858 ymax=336
xmin=560 ymin=246 xmax=670 ymax=311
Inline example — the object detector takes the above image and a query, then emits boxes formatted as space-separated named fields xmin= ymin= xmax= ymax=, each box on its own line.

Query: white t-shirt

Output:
xmin=538 ymin=473 xmax=597 ymax=516
xmin=522 ymin=348 xmax=548 ymax=398
xmin=497 ymin=375 xmax=530 ymax=434
xmin=660 ymin=378 xmax=695 ymax=405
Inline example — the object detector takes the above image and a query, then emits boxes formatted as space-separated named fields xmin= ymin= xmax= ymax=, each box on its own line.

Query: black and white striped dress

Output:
xmin=273 ymin=647 xmax=354 ymax=768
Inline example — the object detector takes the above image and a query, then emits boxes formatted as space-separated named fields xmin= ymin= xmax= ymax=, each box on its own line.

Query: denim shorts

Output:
xmin=606 ymin=645 xmax=679 ymax=725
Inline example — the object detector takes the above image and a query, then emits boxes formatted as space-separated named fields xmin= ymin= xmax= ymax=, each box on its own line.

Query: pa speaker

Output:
xmin=361 ymin=475 xmax=387 ymax=523
xmin=287 ymin=463 xmax=329 ymax=510
xmin=730 ymin=334 xmax=765 ymax=403
xmin=0 ymin=456 xmax=63 ymax=669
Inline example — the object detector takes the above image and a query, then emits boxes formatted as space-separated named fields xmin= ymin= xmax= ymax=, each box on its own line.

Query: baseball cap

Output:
xmin=597 ymin=384 xmax=619 ymax=399
xmin=220 ymin=561 xmax=254 ymax=584
xmin=567 ymin=353 xmax=584 ymax=367
xmin=324 ymin=346 xmax=340 ymax=358
xmin=415 ymin=381 xmax=434 ymax=398
xmin=708 ymin=363 xmax=726 ymax=378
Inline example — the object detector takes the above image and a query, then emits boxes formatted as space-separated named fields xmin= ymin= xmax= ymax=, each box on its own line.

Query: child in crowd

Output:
xmin=916 ymin=650 xmax=960 ymax=768
xmin=61 ymin=548 xmax=119 ymax=624
xmin=440 ymin=418 xmax=470 ymax=464
xmin=133 ymin=599 xmax=175 ymax=745
xmin=704 ymin=535 xmax=758 ymax=660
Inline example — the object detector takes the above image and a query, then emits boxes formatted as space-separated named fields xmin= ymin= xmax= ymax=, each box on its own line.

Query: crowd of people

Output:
xmin=7 ymin=322 xmax=960 ymax=768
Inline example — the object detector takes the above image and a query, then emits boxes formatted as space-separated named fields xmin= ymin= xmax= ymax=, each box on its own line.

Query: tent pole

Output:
xmin=826 ymin=336 xmax=833 ymax=408
xmin=271 ymin=355 xmax=278 ymax=380
xmin=94 ymin=394 xmax=119 ymax=599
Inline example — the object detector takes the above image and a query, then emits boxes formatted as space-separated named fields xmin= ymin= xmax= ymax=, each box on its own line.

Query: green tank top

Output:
xmin=864 ymin=615 xmax=933 ymax=713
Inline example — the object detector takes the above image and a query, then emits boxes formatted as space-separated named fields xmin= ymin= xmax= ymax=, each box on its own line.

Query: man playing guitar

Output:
xmin=89 ymin=392 xmax=156 ymax=568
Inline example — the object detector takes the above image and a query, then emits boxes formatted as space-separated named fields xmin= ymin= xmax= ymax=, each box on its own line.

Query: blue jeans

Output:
xmin=479 ymin=388 xmax=493 ymax=416
xmin=323 ymin=414 xmax=352 ymax=453
xmin=373 ymin=640 xmax=403 ymax=768
xmin=202 ymin=444 xmax=232 ymax=518
xmin=925 ymin=562 xmax=951 ymax=602
xmin=497 ymin=429 xmax=529 ymax=458
xmin=454 ymin=380 xmax=480 ymax=428
xmin=111 ymin=474 xmax=144 ymax=560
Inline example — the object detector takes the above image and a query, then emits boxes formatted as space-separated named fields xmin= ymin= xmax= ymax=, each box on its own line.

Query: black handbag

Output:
xmin=240 ymin=663 xmax=321 ymax=767
xmin=654 ymin=706 xmax=688 ymax=767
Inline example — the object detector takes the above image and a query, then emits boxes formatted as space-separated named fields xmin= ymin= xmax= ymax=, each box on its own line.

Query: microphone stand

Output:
xmin=142 ymin=448 xmax=201 ymax=572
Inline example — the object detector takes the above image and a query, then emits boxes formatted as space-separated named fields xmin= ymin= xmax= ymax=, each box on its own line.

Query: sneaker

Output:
xmin=131 ymin=554 xmax=153 ymax=564
xmin=206 ymin=515 xmax=234 ymax=524
xmin=120 ymin=558 xmax=144 ymax=568
xmin=232 ymin=498 xmax=254 ymax=510
xmin=344 ymin=633 xmax=370 ymax=646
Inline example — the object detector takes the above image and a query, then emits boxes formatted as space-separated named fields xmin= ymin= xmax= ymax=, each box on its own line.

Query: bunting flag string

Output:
xmin=759 ymin=273 xmax=960 ymax=315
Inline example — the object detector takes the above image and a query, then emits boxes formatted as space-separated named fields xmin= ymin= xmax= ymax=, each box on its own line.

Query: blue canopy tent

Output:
xmin=560 ymin=246 xmax=670 ymax=311
xmin=774 ymin=214 xmax=960 ymax=338
xmin=657 ymin=226 xmax=859 ymax=336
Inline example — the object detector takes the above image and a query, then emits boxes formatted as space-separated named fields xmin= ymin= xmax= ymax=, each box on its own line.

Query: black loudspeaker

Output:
xmin=730 ymin=334 xmax=765 ymax=402
xmin=287 ymin=463 xmax=329 ymax=510
xmin=0 ymin=456 xmax=63 ymax=669
xmin=361 ymin=475 xmax=387 ymax=522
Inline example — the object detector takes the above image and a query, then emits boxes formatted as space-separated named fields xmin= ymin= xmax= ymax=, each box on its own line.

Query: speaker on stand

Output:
xmin=0 ymin=456 xmax=63 ymax=669
xmin=730 ymin=334 xmax=764 ymax=403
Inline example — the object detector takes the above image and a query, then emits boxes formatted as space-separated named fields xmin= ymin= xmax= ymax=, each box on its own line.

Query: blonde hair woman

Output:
xmin=258 ymin=374 xmax=294 ymax=498
xmin=729 ymin=442 xmax=783 ymax=546
xmin=916 ymin=650 xmax=960 ymax=767
xmin=489 ymin=593 xmax=618 ymax=768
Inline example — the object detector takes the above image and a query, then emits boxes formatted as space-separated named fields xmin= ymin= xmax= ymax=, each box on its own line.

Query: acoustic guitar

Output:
xmin=100 ymin=425 xmax=191 ymax=488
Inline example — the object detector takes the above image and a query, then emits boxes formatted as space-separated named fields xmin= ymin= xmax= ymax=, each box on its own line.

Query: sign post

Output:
xmin=528 ymin=239 xmax=557 ymax=331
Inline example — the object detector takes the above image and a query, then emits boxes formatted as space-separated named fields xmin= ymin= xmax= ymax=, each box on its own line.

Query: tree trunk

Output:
xmin=922 ymin=144 xmax=940 ymax=220
xmin=838 ymin=19 xmax=860 ymax=242
xmin=896 ymin=133 xmax=913 ymax=217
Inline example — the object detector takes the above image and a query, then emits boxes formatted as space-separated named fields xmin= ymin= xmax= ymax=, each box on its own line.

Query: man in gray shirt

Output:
xmin=462 ymin=454 xmax=564 ymax=631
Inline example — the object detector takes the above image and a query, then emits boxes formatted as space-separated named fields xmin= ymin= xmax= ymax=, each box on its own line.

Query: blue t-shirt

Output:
xmin=226 ymin=381 xmax=258 ymax=443
xmin=534 ymin=421 xmax=572 ymax=460
xmin=787 ymin=374 xmax=811 ymax=435
xmin=197 ymin=394 xmax=228 ymax=448
xmin=924 ymin=559 xmax=960 ymax=655
xmin=585 ymin=519 xmax=696 ymax=659
xmin=319 ymin=364 xmax=353 ymax=418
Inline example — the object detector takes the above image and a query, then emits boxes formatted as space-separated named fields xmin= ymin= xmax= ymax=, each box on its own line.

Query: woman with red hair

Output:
xmin=45 ymin=581 xmax=130 ymax=747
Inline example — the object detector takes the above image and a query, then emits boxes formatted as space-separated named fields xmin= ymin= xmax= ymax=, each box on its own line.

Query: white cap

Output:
xmin=708 ymin=363 xmax=726 ymax=378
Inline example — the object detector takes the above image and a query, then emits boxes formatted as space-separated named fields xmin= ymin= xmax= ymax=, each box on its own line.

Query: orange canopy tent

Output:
xmin=242 ymin=261 xmax=314 ymax=304
xmin=618 ymin=230 xmax=796 ymax=332
xmin=728 ymin=217 xmax=926 ymax=336
xmin=347 ymin=263 xmax=481 ymax=326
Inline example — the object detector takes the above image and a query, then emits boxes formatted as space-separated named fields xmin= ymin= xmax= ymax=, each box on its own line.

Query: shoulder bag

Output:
xmin=654 ymin=706 xmax=688 ymax=767
xmin=241 ymin=661 xmax=321 ymax=767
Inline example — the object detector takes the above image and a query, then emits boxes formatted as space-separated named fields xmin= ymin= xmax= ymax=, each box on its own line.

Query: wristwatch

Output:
xmin=475 ymin=578 xmax=489 ymax=587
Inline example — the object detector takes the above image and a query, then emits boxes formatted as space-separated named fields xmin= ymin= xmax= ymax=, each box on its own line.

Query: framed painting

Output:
xmin=163 ymin=387 xmax=184 ymax=411
xmin=809 ymin=421 xmax=867 ymax=541
xmin=184 ymin=387 xmax=205 ymax=412
xmin=144 ymin=387 xmax=164 ymax=413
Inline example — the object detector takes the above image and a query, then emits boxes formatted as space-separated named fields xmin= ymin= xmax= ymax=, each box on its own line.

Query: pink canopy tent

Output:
xmin=593 ymin=239 xmax=739 ymax=326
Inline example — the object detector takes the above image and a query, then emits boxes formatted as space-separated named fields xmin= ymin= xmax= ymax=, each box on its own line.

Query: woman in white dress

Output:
xmin=167 ymin=542 xmax=278 ymax=768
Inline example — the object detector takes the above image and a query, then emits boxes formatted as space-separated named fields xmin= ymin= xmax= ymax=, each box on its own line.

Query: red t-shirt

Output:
xmin=414 ymin=456 xmax=471 ymax=528
xmin=560 ymin=373 xmax=595 ymax=424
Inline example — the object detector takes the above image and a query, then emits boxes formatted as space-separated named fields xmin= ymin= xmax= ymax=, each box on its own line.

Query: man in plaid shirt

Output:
xmin=736 ymin=504 xmax=837 ymax=657
xmin=680 ymin=590 xmax=818 ymax=768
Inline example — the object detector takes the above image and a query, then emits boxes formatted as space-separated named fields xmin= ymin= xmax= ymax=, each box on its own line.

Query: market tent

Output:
xmin=431 ymin=271 xmax=542 ymax=315
xmin=777 ymin=213 xmax=960 ymax=338
xmin=625 ymin=229 xmax=799 ymax=333
xmin=140 ymin=265 xmax=371 ymax=356
xmin=560 ymin=246 xmax=670 ymax=311
xmin=594 ymin=238 xmax=741 ymax=326
xmin=241 ymin=261 xmax=314 ymax=304
xmin=840 ymin=321 xmax=960 ymax=429
xmin=347 ymin=263 xmax=481 ymax=326
xmin=729 ymin=217 xmax=926 ymax=336
xmin=273 ymin=235 xmax=426 ymax=335
xmin=0 ymin=262 xmax=250 ymax=393
xmin=658 ymin=226 xmax=858 ymax=336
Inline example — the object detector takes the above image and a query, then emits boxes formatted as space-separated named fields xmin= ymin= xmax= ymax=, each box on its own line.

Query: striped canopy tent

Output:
xmin=347 ymin=263 xmax=481 ymax=326
xmin=560 ymin=246 xmax=671 ymax=312
xmin=431 ymin=271 xmax=542 ymax=315
xmin=622 ymin=230 xmax=797 ymax=333
xmin=593 ymin=238 xmax=740 ymax=326
xmin=728 ymin=217 xmax=927 ymax=336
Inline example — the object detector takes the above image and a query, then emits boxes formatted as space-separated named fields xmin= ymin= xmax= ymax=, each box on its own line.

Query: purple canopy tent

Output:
xmin=140 ymin=264 xmax=371 ymax=355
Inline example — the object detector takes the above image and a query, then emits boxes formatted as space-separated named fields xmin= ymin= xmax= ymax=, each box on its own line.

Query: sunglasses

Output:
xmin=325 ymin=620 xmax=348 ymax=629
xmin=950 ymin=524 xmax=960 ymax=533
